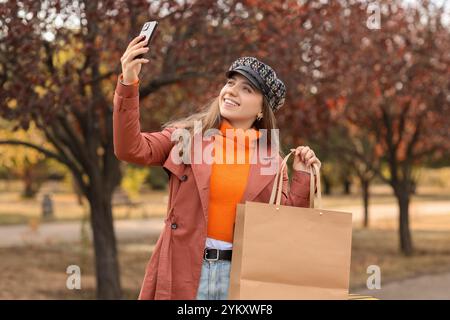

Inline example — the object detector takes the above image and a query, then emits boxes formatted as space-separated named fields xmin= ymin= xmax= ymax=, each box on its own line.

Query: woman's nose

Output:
xmin=224 ymin=86 xmax=238 ymax=97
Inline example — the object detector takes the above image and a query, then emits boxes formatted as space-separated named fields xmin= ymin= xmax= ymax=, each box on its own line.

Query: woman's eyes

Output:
xmin=226 ymin=81 xmax=252 ymax=92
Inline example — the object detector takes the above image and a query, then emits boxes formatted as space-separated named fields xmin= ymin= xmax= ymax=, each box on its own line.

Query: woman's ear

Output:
xmin=256 ymin=111 xmax=263 ymax=121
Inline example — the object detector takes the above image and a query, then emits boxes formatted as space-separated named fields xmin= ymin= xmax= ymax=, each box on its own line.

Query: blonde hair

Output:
xmin=161 ymin=94 xmax=286 ymax=161
xmin=165 ymin=93 xmax=279 ymax=133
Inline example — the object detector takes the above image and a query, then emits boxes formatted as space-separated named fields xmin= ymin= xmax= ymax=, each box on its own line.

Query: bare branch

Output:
xmin=0 ymin=139 xmax=68 ymax=166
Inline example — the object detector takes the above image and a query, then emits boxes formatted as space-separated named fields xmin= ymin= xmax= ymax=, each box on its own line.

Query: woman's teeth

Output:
xmin=224 ymin=98 xmax=239 ymax=107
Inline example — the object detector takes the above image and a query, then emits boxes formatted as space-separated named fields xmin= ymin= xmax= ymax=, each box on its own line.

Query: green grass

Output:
xmin=0 ymin=213 xmax=31 ymax=225
xmin=0 ymin=187 xmax=168 ymax=226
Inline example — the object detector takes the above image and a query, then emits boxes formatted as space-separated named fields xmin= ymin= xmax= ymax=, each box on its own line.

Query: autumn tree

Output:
xmin=0 ymin=0 xmax=312 ymax=298
xmin=293 ymin=0 xmax=450 ymax=255
xmin=0 ymin=119 xmax=54 ymax=197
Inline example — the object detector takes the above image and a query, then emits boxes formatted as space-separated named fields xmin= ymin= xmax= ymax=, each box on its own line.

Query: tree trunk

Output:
xmin=343 ymin=178 xmax=351 ymax=195
xmin=87 ymin=181 xmax=122 ymax=299
xmin=323 ymin=174 xmax=332 ymax=195
xmin=395 ymin=188 xmax=414 ymax=256
xmin=362 ymin=179 xmax=370 ymax=228
xmin=22 ymin=167 xmax=35 ymax=198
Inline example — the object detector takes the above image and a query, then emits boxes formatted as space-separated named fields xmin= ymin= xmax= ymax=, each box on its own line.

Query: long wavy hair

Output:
xmin=162 ymin=94 xmax=284 ymax=158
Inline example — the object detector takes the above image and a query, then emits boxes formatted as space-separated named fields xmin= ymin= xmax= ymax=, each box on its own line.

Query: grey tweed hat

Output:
xmin=225 ymin=56 xmax=286 ymax=112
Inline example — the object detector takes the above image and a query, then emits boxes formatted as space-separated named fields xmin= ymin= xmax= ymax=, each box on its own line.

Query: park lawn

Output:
xmin=350 ymin=213 xmax=450 ymax=289
xmin=0 ymin=236 xmax=158 ymax=299
xmin=0 ymin=182 xmax=449 ymax=226
xmin=350 ymin=227 xmax=450 ymax=289
xmin=1 ymin=214 xmax=450 ymax=299
xmin=320 ymin=184 xmax=450 ymax=208
xmin=0 ymin=178 xmax=449 ymax=298
xmin=0 ymin=188 xmax=169 ymax=225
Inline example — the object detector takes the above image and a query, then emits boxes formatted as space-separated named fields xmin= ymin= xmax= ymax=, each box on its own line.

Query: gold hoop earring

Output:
xmin=256 ymin=113 xmax=263 ymax=121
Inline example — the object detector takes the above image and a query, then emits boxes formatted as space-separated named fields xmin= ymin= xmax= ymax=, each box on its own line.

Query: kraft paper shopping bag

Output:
xmin=229 ymin=151 xmax=353 ymax=300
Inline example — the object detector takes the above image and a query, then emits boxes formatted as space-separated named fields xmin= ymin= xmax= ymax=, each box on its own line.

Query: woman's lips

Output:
xmin=223 ymin=98 xmax=240 ymax=108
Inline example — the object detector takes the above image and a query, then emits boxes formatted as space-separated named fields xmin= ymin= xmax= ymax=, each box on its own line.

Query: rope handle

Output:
xmin=268 ymin=149 xmax=322 ymax=208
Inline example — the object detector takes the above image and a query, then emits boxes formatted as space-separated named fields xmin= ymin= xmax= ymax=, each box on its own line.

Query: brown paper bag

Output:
xmin=228 ymin=151 xmax=353 ymax=300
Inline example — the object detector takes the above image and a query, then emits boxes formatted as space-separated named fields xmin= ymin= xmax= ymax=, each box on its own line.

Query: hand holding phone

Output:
xmin=135 ymin=21 xmax=158 ymax=60
xmin=120 ymin=21 xmax=158 ymax=85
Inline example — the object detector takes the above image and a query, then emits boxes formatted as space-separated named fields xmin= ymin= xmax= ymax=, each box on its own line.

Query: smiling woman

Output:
xmin=160 ymin=59 xmax=281 ymax=148
xmin=218 ymin=74 xmax=264 ymax=130
xmin=113 ymin=51 xmax=321 ymax=300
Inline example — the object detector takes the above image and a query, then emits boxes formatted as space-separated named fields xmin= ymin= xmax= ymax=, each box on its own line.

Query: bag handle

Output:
xmin=269 ymin=150 xmax=322 ymax=208
xmin=269 ymin=150 xmax=293 ymax=205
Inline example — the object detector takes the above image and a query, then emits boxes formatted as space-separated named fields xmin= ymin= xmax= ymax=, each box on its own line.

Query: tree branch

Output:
xmin=395 ymin=99 xmax=411 ymax=151
xmin=0 ymin=137 xmax=90 ymax=196
xmin=39 ymin=122 xmax=84 ymax=174
xmin=139 ymin=71 xmax=204 ymax=98
xmin=56 ymin=113 xmax=94 ymax=173
xmin=42 ymin=40 xmax=55 ymax=74
xmin=0 ymin=139 xmax=68 ymax=166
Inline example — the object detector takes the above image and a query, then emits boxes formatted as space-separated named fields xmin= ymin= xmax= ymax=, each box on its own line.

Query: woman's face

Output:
xmin=218 ymin=73 xmax=263 ymax=128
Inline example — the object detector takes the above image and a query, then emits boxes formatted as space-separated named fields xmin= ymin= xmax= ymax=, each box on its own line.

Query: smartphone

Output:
xmin=134 ymin=21 xmax=158 ymax=60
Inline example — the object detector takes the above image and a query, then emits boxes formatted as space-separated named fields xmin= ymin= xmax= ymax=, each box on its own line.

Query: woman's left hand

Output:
xmin=290 ymin=146 xmax=321 ymax=173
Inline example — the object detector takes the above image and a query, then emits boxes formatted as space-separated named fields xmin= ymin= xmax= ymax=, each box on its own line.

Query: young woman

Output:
xmin=113 ymin=35 xmax=321 ymax=300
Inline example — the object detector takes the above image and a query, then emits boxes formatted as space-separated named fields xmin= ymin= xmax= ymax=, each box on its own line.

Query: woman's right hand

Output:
xmin=120 ymin=35 xmax=150 ymax=85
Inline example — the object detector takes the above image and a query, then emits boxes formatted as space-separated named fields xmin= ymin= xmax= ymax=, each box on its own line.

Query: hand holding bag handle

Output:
xmin=269 ymin=150 xmax=322 ymax=208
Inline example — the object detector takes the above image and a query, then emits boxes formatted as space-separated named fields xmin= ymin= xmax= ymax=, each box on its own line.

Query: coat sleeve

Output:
xmin=280 ymin=167 xmax=318 ymax=208
xmin=113 ymin=74 xmax=176 ymax=166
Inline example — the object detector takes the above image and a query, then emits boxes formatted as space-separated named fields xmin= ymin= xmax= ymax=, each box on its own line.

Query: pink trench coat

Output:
xmin=112 ymin=76 xmax=316 ymax=300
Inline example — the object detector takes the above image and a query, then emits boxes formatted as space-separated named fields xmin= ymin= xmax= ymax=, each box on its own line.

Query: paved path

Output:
xmin=1 ymin=199 xmax=449 ymax=247
xmin=0 ymin=218 xmax=165 ymax=248
xmin=1 ymin=199 xmax=450 ymax=299
xmin=354 ymin=272 xmax=450 ymax=300
xmin=340 ymin=200 xmax=450 ymax=223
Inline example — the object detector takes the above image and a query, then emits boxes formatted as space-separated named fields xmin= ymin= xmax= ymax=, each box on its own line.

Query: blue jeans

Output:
xmin=196 ymin=259 xmax=231 ymax=300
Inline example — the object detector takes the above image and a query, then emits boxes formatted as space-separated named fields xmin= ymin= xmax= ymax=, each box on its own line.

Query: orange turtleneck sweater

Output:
xmin=207 ymin=119 xmax=261 ymax=243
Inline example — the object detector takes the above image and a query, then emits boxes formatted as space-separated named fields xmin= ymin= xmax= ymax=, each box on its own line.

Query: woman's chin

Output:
xmin=220 ymin=110 xmax=238 ymax=121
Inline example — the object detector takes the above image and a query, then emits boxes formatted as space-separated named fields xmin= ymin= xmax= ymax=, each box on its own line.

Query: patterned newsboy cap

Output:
xmin=225 ymin=56 xmax=286 ymax=112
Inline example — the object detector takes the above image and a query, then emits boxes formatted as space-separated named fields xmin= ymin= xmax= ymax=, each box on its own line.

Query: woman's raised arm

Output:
xmin=113 ymin=35 xmax=175 ymax=166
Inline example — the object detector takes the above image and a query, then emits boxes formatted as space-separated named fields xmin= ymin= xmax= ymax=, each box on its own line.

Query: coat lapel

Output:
xmin=240 ymin=142 xmax=279 ymax=203
xmin=190 ymin=132 xmax=213 ymax=223
xmin=166 ymin=130 xmax=280 ymax=223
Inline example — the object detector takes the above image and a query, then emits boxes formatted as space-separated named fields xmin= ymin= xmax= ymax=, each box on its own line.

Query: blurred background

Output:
xmin=0 ymin=0 xmax=449 ymax=300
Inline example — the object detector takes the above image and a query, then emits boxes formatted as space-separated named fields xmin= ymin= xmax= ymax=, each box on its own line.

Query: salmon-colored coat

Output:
xmin=112 ymin=76 xmax=316 ymax=300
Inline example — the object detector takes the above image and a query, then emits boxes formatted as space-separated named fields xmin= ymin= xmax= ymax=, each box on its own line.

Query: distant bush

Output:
xmin=417 ymin=167 xmax=450 ymax=188
xmin=121 ymin=166 xmax=150 ymax=201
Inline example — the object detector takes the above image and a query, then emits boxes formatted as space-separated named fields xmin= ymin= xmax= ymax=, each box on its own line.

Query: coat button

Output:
xmin=171 ymin=223 xmax=178 ymax=229
xmin=180 ymin=175 xmax=188 ymax=181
